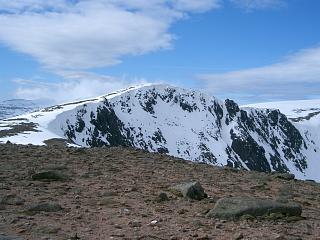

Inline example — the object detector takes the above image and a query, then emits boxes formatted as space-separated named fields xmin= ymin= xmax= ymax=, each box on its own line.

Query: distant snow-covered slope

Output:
xmin=244 ymin=100 xmax=320 ymax=181
xmin=0 ymin=85 xmax=319 ymax=180
xmin=0 ymin=99 xmax=41 ymax=120
xmin=243 ymin=99 xmax=320 ymax=123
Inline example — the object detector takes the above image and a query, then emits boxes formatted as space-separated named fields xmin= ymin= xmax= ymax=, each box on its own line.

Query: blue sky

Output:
xmin=0 ymin=0 xmax=320 ymax=104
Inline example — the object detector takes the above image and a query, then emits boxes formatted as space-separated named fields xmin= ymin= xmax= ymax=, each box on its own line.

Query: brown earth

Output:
xmin=0 ymin=142 xmax=320 ymax=240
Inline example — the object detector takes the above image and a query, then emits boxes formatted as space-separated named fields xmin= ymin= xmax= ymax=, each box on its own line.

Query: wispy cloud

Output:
xmin=13 ymin=72 xmax=148 ymax=104
xmin=230 ymin=0 xmax=286 ymax=11
xmin=197 ymin=46 xmax=320 ymax=103
xmin=0 ymin=0 xmax=220 ymax=71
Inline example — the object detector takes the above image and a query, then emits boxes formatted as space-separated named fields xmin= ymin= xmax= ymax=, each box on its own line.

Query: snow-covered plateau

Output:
xmin=1 ymin=85 xmax=319 ymax=180
xmin=0 ymin=99 xmax=41 ymax=120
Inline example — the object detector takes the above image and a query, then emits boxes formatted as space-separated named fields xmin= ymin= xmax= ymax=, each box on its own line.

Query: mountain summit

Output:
xmin=0 ymin=85 xmax=319 ymax=180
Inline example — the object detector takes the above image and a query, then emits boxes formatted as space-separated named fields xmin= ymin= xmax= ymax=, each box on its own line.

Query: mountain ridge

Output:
xmin=0 ymin=84 xmax=319 ymax=180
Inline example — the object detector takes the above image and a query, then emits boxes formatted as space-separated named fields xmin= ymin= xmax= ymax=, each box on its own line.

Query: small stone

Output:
xmin=177 ymin=209 xmax=188 ymax=214
xmin=233 ymin=232 xmax=244 ymax=240
xmin=123 ymin=208 xmax=130 ymax=215
xmin=156 ymin=192 xmax=169 ymax=202
xmin=114 ymin=225 xmax=122 ymax=229
xmin=128 ymin=220 xmax=141 ymax=228
xmin=197 ymin=235 xmax=210 ymax=240
xmin=69 ymin=233 xmax=80 ymax=240
xmin=215 ymin=223 xmax=223 ymax=229
xmin=150 ymin=220 xmax=158 ymax=225
xmin=37 ymin=225 xmax=61 ymax=234
xmin=192 ymin=220 xmax=204 ymax=227
xmin=98 ymin=197 xmax=117 ymax=206
xmin=274 ymin=234 xmax=286 ymax=240
xmin=170 ymin=237 xmax=178 ymax=240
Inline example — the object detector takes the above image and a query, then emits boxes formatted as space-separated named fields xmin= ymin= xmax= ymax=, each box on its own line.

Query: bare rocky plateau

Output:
xmin=0 ymin=141 xmax=320 ymax=240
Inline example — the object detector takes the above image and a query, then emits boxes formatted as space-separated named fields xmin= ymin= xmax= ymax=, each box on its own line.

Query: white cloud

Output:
xmin=13 ymin=72 xmax=148 ymax=104
xmin=173 ymin=0 xmax=221 ymax=12
xmin=197 ymin=46 xmax=320 ymax=103
xmin=230 ymin=0 xmax=285 ymax=10
xmin=0 ymin=0 xmax=219 ymax=70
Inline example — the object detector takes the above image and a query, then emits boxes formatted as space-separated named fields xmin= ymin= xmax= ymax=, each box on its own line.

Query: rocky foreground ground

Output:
xmin=0 ymin=141 xmax=320 ymax=240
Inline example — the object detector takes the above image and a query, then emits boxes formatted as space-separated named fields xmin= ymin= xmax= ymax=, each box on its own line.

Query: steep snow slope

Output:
xmin=244 ymin=100 xmax=320 ymax=181
xmin=0 ymin=99 xmax=41 ymax=120
xmin=0 ymin=85 xmax=318 ymax=180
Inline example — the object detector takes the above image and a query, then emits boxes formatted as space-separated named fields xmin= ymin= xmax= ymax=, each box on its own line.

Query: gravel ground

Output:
xmin=0 ymin=142 xmax=320 ymax=240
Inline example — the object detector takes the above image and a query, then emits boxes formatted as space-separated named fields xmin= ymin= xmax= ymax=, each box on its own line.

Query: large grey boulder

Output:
xmin=31 ymin=171 xmax=68 ymax=182
xmin=27 ymin=202 xmax=62 ymax=213
xmin=170 ymin=182 xmax=207 ymax=200
xmin=273 ymin=172 xmax=295 ymax=181
xmin=206 ymin=197 xmax=302 ymax=219
xmin=0 ymin=195 xmax=25 ymax=205
xmin=0 ymin=235 xmax=23 ymax=240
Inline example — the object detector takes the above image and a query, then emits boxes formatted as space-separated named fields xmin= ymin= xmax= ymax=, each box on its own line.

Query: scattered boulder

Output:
xmin=31 ymin=171 xmax=68 ymax=182
xmin=169 ymin=182 xmax=207 ymax=200
xmin=128 ymin=220 xmax=142 ymax=228
xmin=206 ymin=197 xmax=302 ymax=220
xmin=0 ymin=194 xmax=25 ymax=205
xmin=98 ymin=197 xmax=117 ymax=207
xmin=0 ymin=235 xmax=23 ymax=240
xmin=273 ymin=173 xmax=295 ymax=181
xmin=27 ymin=202 xmax=62 ymax=213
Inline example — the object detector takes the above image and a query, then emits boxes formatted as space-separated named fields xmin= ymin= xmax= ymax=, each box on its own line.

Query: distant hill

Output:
xmin=0 ymin=99 xmax=41 ymax=120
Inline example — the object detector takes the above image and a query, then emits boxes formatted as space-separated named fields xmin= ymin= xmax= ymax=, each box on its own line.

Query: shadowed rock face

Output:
xmin=206 ymin=197 xmax=302 ymax=220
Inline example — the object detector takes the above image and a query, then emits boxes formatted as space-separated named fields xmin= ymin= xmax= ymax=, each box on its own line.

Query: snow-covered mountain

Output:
xmin=1 ymin=85 xmax=319 ymax=180
xmin=0 ymin=99 xmax=41 ymax=120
